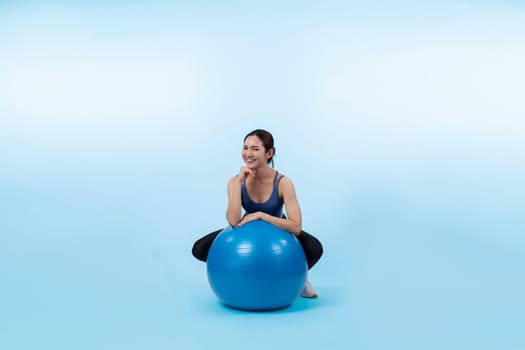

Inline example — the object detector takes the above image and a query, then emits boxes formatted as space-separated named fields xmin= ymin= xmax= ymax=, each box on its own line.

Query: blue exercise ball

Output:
xmin=206 ymin=220 xmax=307 ymax=311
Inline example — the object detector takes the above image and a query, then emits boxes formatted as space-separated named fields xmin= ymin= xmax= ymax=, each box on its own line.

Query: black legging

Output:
xmin=192 ymin=227 xmax=323 ymax=270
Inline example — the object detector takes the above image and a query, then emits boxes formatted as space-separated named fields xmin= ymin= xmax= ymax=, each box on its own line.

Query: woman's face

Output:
xmin=242 ymin=135 xmax=272 ymax=169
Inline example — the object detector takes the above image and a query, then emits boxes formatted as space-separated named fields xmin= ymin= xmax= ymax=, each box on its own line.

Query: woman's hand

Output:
xmin=235 ymin=212 xmax=262 ymax=227
xmin=238 ymin=166 xmax=256 ymax=182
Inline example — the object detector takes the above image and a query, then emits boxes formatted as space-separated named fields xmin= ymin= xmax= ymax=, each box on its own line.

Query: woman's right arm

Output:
xmin=226 ymin=176 xmax=243 ymax=226
xmin=226 ymin=167 xmax=255 ymax=226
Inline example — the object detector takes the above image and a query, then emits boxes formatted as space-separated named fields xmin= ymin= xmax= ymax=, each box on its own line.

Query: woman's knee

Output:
xmin=192 ymin=241 xmax=206 ymax=261
xmin=192 ymin=229 xmax=222 ymax=262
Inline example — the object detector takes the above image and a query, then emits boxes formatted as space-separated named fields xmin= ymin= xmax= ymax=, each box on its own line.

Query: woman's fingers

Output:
xmin=238 ymin=166 xmax=255 ymax=181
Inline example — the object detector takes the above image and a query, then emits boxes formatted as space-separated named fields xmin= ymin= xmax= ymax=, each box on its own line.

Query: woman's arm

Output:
xmin=236 ymin=177 xmax=303 ymax=235
xmin=226 ymin=167 xmax=255 ymax=226
xmin=226 ymin=176 xmax=242 ymax=226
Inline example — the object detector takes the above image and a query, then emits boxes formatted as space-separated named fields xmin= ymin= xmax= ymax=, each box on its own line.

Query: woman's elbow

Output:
xmin=291 ymin=223 xmax=302 ymax=236
xmin=228 ymin=220 xmax=239 ymax=227
xmin=226 ymin=214 xmax=240 ymax=227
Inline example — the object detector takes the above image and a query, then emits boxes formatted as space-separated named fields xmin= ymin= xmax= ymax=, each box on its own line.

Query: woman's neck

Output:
xmin=252 ymin=166 xmax=274 ymax=182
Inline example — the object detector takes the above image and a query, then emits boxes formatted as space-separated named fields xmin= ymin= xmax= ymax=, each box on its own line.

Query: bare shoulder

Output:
xmin=227 ymin=175 xmax=239 ymax=187
xmin=278 ymin=175 xmax=297 ymax=195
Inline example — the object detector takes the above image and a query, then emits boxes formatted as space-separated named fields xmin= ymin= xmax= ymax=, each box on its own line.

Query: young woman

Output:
xmin=192 ymin=129 xmax=323 ymax=298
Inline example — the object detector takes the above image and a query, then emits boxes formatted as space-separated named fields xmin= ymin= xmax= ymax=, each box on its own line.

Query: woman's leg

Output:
xmin=280 ymin=215 xmax=323 ymax=270
xmin=193 ymin=226 xmax=324 ymax=269
xmin=297 ymin=230 xmax=324 ymax=270
xmin=192 ymin=229 xmax=222 ymax=262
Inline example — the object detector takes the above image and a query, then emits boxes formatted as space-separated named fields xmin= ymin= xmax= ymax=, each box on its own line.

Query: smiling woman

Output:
xmin=192 ymin=129 xmax=323 ymax=299
xmin=2 ymin=0 xmax=524 ymax=346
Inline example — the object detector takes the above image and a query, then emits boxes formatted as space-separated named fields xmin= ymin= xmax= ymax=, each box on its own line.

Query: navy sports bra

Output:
xmin=241 ymin=171 xmax=284 ymax=217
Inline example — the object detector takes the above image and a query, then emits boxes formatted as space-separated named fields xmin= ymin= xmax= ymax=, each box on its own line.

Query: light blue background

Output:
xmin=1 ymin=1 xmax=524 ymax=349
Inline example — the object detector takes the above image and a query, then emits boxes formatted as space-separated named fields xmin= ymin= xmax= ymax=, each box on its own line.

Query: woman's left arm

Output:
xmin=236 ymin=177 xmax=303 ymax=235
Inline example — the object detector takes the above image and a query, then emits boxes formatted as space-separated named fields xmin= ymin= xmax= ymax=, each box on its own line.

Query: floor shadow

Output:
xmin=212 ymin=285 xmax=347 ymax=315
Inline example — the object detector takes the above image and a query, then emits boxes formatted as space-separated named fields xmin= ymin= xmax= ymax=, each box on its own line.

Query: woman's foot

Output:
xmin=301 ymin=280 xmax=318 ymax=298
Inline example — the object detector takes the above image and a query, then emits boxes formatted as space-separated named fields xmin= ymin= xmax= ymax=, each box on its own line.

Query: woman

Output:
xmin=192 ymin=129 xmax=323 ymax=298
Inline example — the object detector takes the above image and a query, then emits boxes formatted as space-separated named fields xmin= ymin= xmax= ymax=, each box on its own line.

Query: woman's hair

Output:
xmin=244 ymin=129 xmax=276 ymax=167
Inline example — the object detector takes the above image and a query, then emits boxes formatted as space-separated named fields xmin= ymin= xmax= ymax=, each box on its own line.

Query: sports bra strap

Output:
xmin=275 ymin=172 xmax=285 ymax=186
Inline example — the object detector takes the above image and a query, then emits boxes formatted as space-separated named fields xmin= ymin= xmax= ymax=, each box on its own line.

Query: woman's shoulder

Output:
xmin=228 ymin=174 xmax=239 ymax=182
xmin=276 ymin=172 xmax=294 ymax=187
xmin=276 ymin=173 xmax=297 ymax=199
